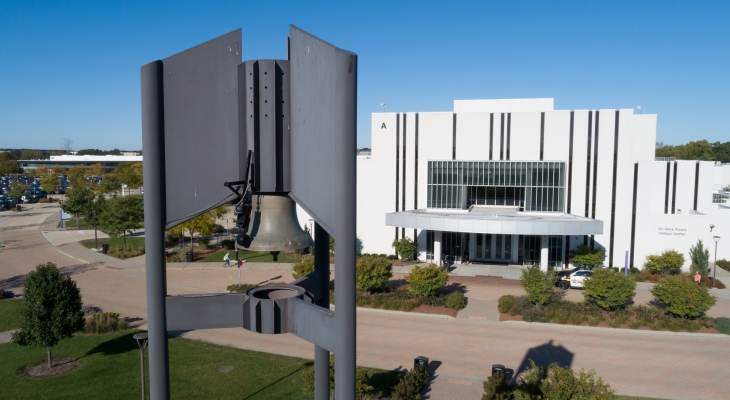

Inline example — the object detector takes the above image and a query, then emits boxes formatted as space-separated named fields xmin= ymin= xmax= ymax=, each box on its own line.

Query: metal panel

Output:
xmin=162 ymin=30 xmax=242 ymax=229
xmin=165 ymin=293 xmax=247 ymax=331
xmin=289 ymin=298 xmax=335 ymax=352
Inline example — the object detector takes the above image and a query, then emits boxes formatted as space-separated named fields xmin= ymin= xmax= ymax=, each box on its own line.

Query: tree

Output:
xmin=392 ymin=237 xmax=418 ymax=260
xmin=116 ymin=162 xmax=143 ymax=190
xmin=644 ymin=250 xmax=685 ymax=274
xmin=40 ymin=172 xmax=59 ymax=194
xmin=81 ymin=195 xmax=108 ymax=249
xmin=583 ymin=268 xmax=636 ymax=310
xmin=520 ymin=265 xmax=556 ymax=305
xmin=67 ymin=164 xmax=86 ymax=184
xmin=0 ymin=152 xmax=22 ymax=175
xmin=167 ymin=206 xmax=225 ymax=258
xmin=100 ymin=173 xmax=121 ymax=196
xmin=569 ymin=244 xmax=605 ymax=268
xmin=87 ymin=163 xmax=104 ymax=178
xmin=98 ymin=196 xmax=144 ymax=250
xmin=688 ymin=239 xmax=710 ymax=276
xmin=61 ymin=179 xmax=94 ymax=228
xmin=12 ymin=262 xmax=84 ymax=368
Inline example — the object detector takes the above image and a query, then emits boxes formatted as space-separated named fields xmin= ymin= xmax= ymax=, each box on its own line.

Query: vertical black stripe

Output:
xmin=664 ymin=162 xmax=671 ymax=213
xmin=590 ymin=111 xmax=600 ymax=249
xmin=452 ymin=113 xmax=457 ymax=160
xmin=671 ymin=161 xmax=677 ymax=214
xmin=414 ymin=113 xmax=419 ymax=242
xmin=506 ymin=113 xmax=512 ymax=160
xmin=402 ymin=114 xmax=407 ymax=238
xmin=630 ymin=163 xmax=639 ymax=268
xmin=540 ymin=112 xmax=545 ymax=161
xmin=500 ymin=113 xmax=505 ymax=160
xmin=694 ymin=162 xmax=700 ymax=210
xmin=608 ymin=110 xmax=619 ymax=267
xmin=585 ymin=111 xmax=592 ymax=218
xmin=489 ymin=113 xmax=494 ymax=160
xmin=564 ymin=235 xmax=570 ymax=267
xmin=395 ymin=114 xmax=400 ymax=240
xmin=567 ymin=111 xmax=574 ymax=214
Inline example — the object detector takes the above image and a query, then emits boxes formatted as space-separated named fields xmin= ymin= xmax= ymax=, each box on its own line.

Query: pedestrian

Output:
xmin=223 ymin=251 xmax=230 ymax=267
xmin=694 ymin=271 xmax=702 ymax=285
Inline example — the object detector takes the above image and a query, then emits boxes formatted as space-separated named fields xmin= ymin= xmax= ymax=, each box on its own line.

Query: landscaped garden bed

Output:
xmin=81 ymin=237 xmax=145 ymax=259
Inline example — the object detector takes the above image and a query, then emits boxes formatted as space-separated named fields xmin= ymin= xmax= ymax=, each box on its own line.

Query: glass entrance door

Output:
xmin=475 ymin=234 xmax=512 ymax=262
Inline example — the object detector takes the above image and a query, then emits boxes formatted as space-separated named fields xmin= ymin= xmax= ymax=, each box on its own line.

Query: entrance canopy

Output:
xmin=386 ymin=207 xmax=602 ymax=236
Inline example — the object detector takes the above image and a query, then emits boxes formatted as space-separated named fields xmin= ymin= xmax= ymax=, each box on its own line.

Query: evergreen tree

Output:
xmin=689 ymin=239 xmax=710 ymax=276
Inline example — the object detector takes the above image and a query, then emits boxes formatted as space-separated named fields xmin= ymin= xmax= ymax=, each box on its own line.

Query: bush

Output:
xmin=651 ymin=275 xmax=716 ymax=318
xmin=226 ymin=283 xmax=258 ymax=293
xmin=387 ymin=254 xmax=399 ymax=261
xmin=356 ymin=255 xmax=393 ymax=293
xmin=717 ymin=259 xmax=730 ymax=272
xmin=221 ymin=239 xmax=235 ymax=250
xmin=519 ymin=265 xmax=556 ymax=305
xmin=109 ymin=247 xmax=145 ymax=259
xmin=165 ymin=231 xmax=181 ymax=247
xmin=406 ymin=263 xmax=449 ymax=296
xmin=583 ymin=268 xmax=636 ymax=310
xmin=83 ymin=312 xmax=129 ymax=334
xmin=569 ymin=244 xmax=605 ymax=268
xmin=445 ymin=291 xmax=467 ymax=310
xmin=197 ymin=236 xmax=211 ymax=247
xmin=644 ymin=250 xmax=684 ymax=274
xmin=482 ymin=373 xmax=513 ymax=400
xmin=391 ymin=368 xmax=428 ymax=400
xmin=392 ymin=237 xmax=418 ymax=260
xmin=689 ymin=239 xmax=710 ymax=276
xmin=292 ymin=257 xmax=315 ymax=279
xmin=498 ymin=295 xmax=515 ymax=313
xmin=514 ymin=360 xmax=615 ymax=400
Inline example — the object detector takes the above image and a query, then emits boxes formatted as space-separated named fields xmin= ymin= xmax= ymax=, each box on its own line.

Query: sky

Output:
xmin=0 ymin=0 xmax=728 ymax=151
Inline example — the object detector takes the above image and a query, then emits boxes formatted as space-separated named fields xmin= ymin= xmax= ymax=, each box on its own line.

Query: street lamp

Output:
xmin=133 ymin=332 xmax=149 ymax=400
xmin=713 ymin=236 xmax=720 ymax=289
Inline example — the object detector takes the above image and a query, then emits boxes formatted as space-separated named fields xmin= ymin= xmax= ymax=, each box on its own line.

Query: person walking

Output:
xmin=694 ymin=271 xmax=702 ymax=285
xmin=223 ymin=251 xmax=230 ymax=267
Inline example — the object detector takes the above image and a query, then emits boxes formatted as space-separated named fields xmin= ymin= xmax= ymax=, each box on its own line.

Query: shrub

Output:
xmin=406 ymin=263 xmax=449 ymax=296
xmin=583 ymin=268 xmax=636 ymax=310
xmin=498 ymin=295 xmax=515 ymax=313
xmin=387 ymin=254 xmax=399 ymax=261
xmin=292 ymin=257 xmax=315 ymax=279
xmin=226 ymin=283 xmax=258 ymax=293
xmin=197 ymin=236 xmax=211 ymax=247
xmin=688 ymin=239 xmax=710 ymax=276
xmin=445 ymin=291 xmax=467 ymax=310
xmin=636 ymin=269 xmax=662 ymax=283
xmin=356 ymin=255 xmax=393 ymax=293
xmin=83 ymin=312 xmax=129 ymax=334
xmin=509 ymin=296 xmax=531 ymax=316
xmin=717 ymin=259 xmax=730 ymax=272
xmin=644 ymin=250 xmax=684 ymax=274
xmin=514 ymin=360 xmax=615 ymax=400
xmin=482 ymin=373 xmax=513 ymax=400
xmin=392 ymin=237 xmax=418 ymax=260
xmin=0 ymin=290 xmax=5 ymax=299
xmin=521 ymin=305 xmax=546 ymax=322
xmin=569 ymin=244 xmax=605 ymax=268
xmin=221 ymin=239 xmax=235 ymax=250
xmin=519 ymin=265 xmax=556 ymax=305
xmin=651 ymin=275 xmax=717 ymax=318
xmin=301 ymin=354 xmax=373 ymax=396
xmin=392 ymin=368 xmax=428 ymax=400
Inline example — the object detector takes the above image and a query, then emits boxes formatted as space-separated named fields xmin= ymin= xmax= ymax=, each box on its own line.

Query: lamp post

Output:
xmin=133 ymin=332 xmax=149 ymax=400
xmin=713 ymin=236 xmax=720 ymax=289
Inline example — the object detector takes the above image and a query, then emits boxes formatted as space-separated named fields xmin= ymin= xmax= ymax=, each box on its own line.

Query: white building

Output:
xmin=18 ymin=154 xmax=143 ymax=173
xmin=355 ymin=98 xmax=730 ymax=271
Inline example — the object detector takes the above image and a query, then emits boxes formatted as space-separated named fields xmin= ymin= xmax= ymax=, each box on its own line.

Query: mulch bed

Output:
xmin=498 ymin=312 xmax=721 ymax=333
xmin=23 ymin=358 xmax=80 ymax=378
xmin=411 ymin=304 xmax=458 ymax=317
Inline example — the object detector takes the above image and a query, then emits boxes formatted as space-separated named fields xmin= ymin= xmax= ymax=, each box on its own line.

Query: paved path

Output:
xmin=3 ymin=206 xmax=730 ymax=399
xmin=0 ymin=329 xmax=19 ymax=344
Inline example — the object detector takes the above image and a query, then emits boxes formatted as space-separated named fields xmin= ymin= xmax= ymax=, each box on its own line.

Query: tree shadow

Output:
xmin=85 ymin=331 xmax=139 ymax=357
xmin=242 ymin=362 xmax=310 ymax=399
xmin=0 ymin=274 xmax=27 ymax=291
xmin=58 ymin=263 xmax=98 ymax=276
xmin=515 ymin=340 xmax=573 ymax=377
xmin=441 ymin=282 xmax=467 ymax=294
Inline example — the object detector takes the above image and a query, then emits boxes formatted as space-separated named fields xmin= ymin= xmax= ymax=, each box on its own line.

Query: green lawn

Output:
xmin=200 ymin=249 xmax=300 ymax=263
xmin=715 ymin=317 xmax=730 ymax=335
xmin=81 ymin=236 xmax=144 ymax=252
xmin=0 ymin=298 xmax=24 ymax=331
xmin=57 ymin=218 xmax=90 ymax=229
xmin=0 ymin=330 xmax=400 ymax=399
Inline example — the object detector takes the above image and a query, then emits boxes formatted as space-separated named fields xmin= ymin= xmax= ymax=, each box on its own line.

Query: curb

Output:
xmin=500 ymin=320 xmax=730 ymax=338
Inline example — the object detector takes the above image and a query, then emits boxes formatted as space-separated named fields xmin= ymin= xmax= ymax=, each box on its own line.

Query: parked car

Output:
xmin=557 ymin=269 xmax=593 ymax=289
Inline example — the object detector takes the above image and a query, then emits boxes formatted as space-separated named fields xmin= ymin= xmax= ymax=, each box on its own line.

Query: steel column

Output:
xmin=314 ymin=223 xmax=331 ymax=400
xmin=141 ymin=60 xmax=170 ymax=400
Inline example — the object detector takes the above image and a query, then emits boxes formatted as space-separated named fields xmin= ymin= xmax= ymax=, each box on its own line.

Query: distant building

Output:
xmin=18 ymin=154 xmax=143 ymax=173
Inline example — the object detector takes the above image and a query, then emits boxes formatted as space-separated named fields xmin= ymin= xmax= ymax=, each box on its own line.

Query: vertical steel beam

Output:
xmin=314 ymin=222 xmax=330 ymax=400
xmin=141 ymin=60 xmax=170 ymax=400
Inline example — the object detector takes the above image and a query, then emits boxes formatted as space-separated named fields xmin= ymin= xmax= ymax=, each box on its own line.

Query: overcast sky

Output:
xmin=0 ymin=0 xmax=728 ymax=150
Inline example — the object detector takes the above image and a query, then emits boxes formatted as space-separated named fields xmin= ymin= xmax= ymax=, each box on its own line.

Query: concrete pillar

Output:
xmin=540 ymin=235 xmax=549 ymax=271
xmin=434 ymin=231 xmax=442 ymax=266
xmin=511 ymin=235 xmax=519 ymax=264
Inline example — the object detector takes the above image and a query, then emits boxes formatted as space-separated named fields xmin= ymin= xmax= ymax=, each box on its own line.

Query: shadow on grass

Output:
xmin=85 ymin=331 xmax=138 ymax=357
xmin=242 ymin=362 xmax=311 ymax=400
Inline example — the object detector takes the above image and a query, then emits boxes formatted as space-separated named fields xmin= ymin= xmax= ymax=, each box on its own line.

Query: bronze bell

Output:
xmin=235 ymin=193 xmax=313 ymax=257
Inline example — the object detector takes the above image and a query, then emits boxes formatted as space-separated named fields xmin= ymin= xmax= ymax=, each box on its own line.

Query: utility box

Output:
xmin=414 ymin=356 xmax=429 ymax=372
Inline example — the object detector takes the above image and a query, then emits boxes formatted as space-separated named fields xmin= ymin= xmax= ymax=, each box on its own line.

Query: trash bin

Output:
xmin=16 ymin=204 xmax=21 ymax=211
xmin=101 ymin=244 xmax=110 ymax=254
xmin=492 ymin=364 xmax=506 ymax=377
xmin=186 ymin=252 xmax=193 ymax=263
xmin=414 ymin=356 xmax=429 ymax=372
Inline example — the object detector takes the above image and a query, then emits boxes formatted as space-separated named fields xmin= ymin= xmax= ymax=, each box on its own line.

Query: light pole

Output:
xmin=133 ymin=332 xmax=149 ymax=400
xmin=713 ymin=236 xmax=720 ymax=288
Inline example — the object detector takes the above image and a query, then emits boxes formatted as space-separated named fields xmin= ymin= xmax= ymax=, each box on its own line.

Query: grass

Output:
xmin=80 ymin=236 xmax=145 ymax=259
xmin=0 ymin=330 xmax=401 ymax=399
xmin=199 ymin=249 xmax=299 ymax=263
xmin=57 ymin=218 xmax=90 ymax=229
xmin=715 ymin=317 xmax=730 ymax=335
xmin=0 ymin=298 xmax=24 ymax=331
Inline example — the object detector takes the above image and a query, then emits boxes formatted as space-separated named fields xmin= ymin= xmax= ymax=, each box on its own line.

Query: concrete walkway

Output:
xmin=0 ymin=329 xmax=19 ymax=344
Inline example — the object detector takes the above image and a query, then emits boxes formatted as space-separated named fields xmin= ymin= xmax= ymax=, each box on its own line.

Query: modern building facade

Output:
xmin=356 ymin=98 xmax=730 ymax=270
xmin=18 ymin=154 xmax=143 ymax=173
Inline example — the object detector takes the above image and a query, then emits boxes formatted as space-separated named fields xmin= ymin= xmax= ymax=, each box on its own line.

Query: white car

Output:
xmin=557 ymin=269 xmax=593 ymax=289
